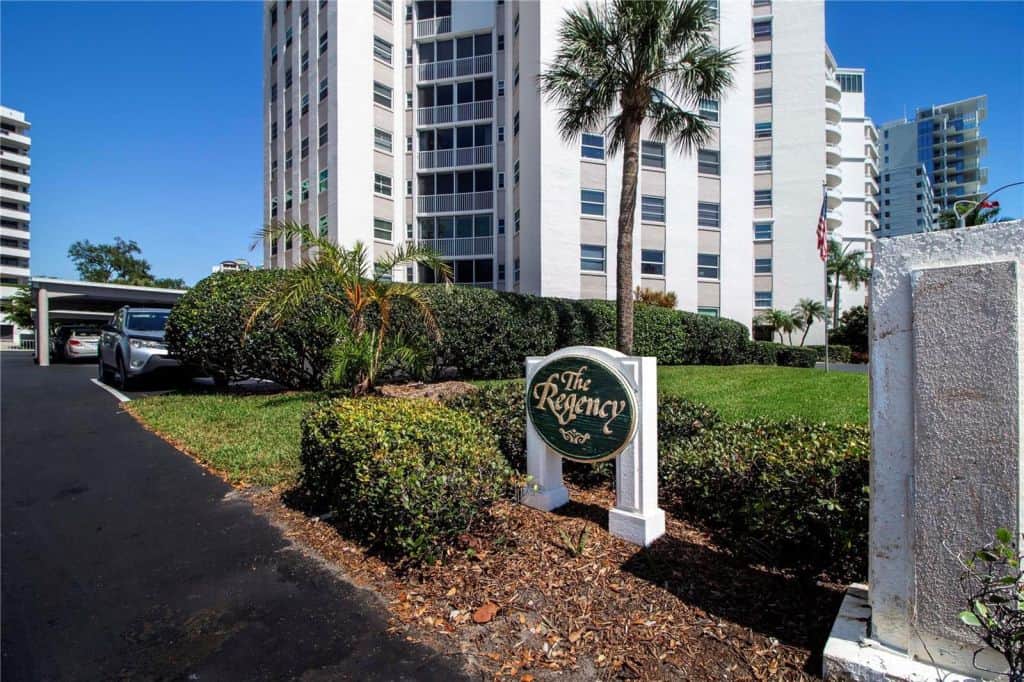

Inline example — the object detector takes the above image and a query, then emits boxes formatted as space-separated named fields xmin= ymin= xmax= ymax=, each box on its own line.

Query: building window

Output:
xmin=319 ymin=168 xmax=328 ymax=191
xmin=271 ymin=238 xmax=278 ymax=256
xmin=373 ymin=82 xmax=393 ymax=108
xmin=514 ymin=258 xmax=520 ymax=282
xmin=754 ymin=122 xmax=772 ymax=139
xmin=271 ymin=121 xmax=278 ymax=139
xmin=754 ymin=54 xmax=772 ymax=71
xmin=271 ymin=45 xmax=277 ymax=64
xmin=497 ymin=34 xmax=504 ymax=50
xmin=301 ymin=93 xmax=309 ymax=115
xmin=514 ymin=208 xmax=521 ymax=232
xmin=641 ymin=141 xmax=666 ymax=168
xmin=754 ymin=155 xmax=772 ymax=172
xmin=514 ymin=12 xmax=520 ymax=35
xmin=513 ymin=111 xmax=520 ymax=135
xmin=301 ymin=137 xmax=309 ymax=158
xmin=754 ymin=189 xmax=772 ymax=207
xmin=497 ymin=172 xmax=505 ymax=189
xmin=302 ymin=50 xmax=309 ymax=72
xmin=514 ymin=63 xmax=520 ymax=86
xmin=641 ymin=249 xmax=665 ymax=276
xmin=497 ymin=218 xmax=505 ymax=234
xmin=581 ymin=189 xmax=605 ymax=217
xmin=319 ymin=77 xmax=329 ymax=101
xmin=285 ymin=67 xmax=293 ymax=88
xmin=374 ymin=173 xmax=392 ymax=196
xmin=319 ymin=215 xmax=329 ymax=237
xmin=699 ymin=99 xmax=719 ymax=122
xmin=373 ymin=36 xmax=393 ymax=63
xmin=406 ymin=136 xmax=413 ymax=152
xmin=497 ymin=126 xmax=505 ymax=142
xmin=697 ymin=201 xmax=720 ymax=228
xmin=373 ymin=0 xmax=393 ymax=18
xmin=285 ymin=27 xmax=293 ymax=48
xmin=301 ymin=179 xmax=310 ymax=201
xmin=497 ymin=80 xmax=505 ymax=97
xmin=374 ymin=218 xmax=393 ymax=241
xmin=405 ymin=2 xmax=412 ymax=20
xmin=374 ymin=128 xmax=393 ymax=152
xmin=641 ymin=195 xmax=665 ymax=223
xmin=580 ymin=244 xmax=606 ymax=272
xmin=271 ymin=198 xmax=278 ymax=217
xmin=285 ymin=149 xmax=293 ymax=169
xmin=581 ymin=133 xmax=605 ymax=160
xmin=513 ymin=160 xmax=520 ymax=184
xmin=753 ymin=222 xmax=773 ymax=240
xmin=319 ymin=31 xmax=328 ymax=55
xmin=754 ymin=291 xmax=772 ymax=308
xmin=754 ymin=87 xmax=772 ymax=105
xmin=406 ymin=48 xmax=413 ymax=65
xmin=301 ymin=8 xmax=309 ymax=28
xmin=319 ymin=123 xmax=328 ymax=146
xmin=406 ymin=92 xmax=413 ymax=109
xmin=707 ymin=0 xmax=719 ymax=19
xmin=285 ymin=189 xmax=293 ymax=209
xmin=405 ymin=222 xmax=414 ymax=239
xmin=406 ymin=180 xmax=413 ymax=196
xmin=697 ymin=307 xmax=719 ymax=317
xmin=498 ymin=263 xmax=505 ymax=280
xmin=753 ymin=18 xmax=772 ymax=38
xmin=698 ymin=253 xmax=720 ymax=279
xmin=697 ymin=149 xmax=720 ymax=175
xmin=270 ymin=83 xmax=277 ymax=101
xmin=270 ymin=5 xmax=277 ymax=25
xmin=837 ymin=72 xmax=863 ymax=93
xmin=754 ymin=257 xmax=772 ymax=274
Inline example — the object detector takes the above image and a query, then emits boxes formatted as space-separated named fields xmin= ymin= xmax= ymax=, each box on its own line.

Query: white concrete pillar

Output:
xmin=521 ymin=356 xmax=570 ymax=511
xmin=35 ymin=286 xmax=48 ymax=366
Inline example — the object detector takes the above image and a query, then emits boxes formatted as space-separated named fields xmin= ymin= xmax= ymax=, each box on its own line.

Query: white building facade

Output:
xmin=263 ymin=0 xmax=869 ymax=340
xmin=0 ymin=105 xmax=31 ymax=343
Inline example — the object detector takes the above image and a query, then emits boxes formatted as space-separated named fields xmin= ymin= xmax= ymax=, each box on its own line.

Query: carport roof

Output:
xmin=30 ymin=277 xmax=186 ymax=312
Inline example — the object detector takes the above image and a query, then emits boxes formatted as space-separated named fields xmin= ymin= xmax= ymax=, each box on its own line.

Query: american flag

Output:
xmin=816 ymin=188 xmax=829 ymax=262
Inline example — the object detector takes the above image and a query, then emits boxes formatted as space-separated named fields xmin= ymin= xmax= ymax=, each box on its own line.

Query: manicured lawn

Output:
xmin=656 ymin=365 xmax=868 ymax=424
xmin=129 ymin=391 xmax=319 ymax=487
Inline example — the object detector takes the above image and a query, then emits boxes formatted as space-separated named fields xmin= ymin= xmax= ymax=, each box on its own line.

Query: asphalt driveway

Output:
xmin=0 ymin=352 xmax=468 ymax=681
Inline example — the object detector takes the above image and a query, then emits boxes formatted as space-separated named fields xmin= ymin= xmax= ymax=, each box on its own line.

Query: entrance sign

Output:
xmin=521 ymin=346 xmax=665 ymax=547
xmin=526 ymin=355 xmax=637 ymax=462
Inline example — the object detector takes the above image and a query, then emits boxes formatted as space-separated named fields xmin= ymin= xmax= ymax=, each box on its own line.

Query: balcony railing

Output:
xmin=419 ymin=236 xmax=493 ymax=257
xmin=415 ymin=15 xmax=452 ymax=38
xmin=418 ymin=54 xmax=492 ymax=82
xmin=417 ymin=191 xmax=493 ymax=213
xmin=417 ymin=100 xmax=494 ymax=126
xmin=418 ymin=145 xmax=493 ymax=169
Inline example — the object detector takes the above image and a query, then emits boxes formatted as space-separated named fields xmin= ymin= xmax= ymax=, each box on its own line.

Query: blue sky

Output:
xmin=2 ymin=1 xmax=1022 ymax=285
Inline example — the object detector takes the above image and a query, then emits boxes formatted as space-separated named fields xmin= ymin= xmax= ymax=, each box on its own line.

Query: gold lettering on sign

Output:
xmin=531 ymin=365 xmax=627 ymax=434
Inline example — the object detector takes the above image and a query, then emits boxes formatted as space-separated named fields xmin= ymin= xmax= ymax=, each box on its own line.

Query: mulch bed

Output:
xmin=248 ymin=483 xmax=843 ymax=681
xmin=378 ymin=380 xmax=477 ymax=401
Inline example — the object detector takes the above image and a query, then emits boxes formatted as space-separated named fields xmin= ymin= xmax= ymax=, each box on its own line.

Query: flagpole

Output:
xmin=824 ymin=262 xmax=830 ymax=373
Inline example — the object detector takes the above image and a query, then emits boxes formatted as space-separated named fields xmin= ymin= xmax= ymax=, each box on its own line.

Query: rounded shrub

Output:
xmin=807 ymin=344 xmax=852 ymax=363
xmin=660 ymin=419 xmax=870 ymax=580
xmin=165 ymin=270 xmax=336 ymax=388
xmin=774 ymin=346 xmax=818 ymax=368
xmin=300 ymin=398 xmax=515 ymax=563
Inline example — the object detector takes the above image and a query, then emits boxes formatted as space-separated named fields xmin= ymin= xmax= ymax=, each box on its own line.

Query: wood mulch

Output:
xmin=378 ymin=380 xmax=478 ymax=401
xmin=248 ymin=483 xmax=843 ymax=681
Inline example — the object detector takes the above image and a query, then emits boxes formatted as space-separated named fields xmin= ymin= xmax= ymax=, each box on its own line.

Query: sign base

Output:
xmin=608 ymin=507 xmax=665 ymax=547
xmin=521 ymin=484 xmax=570 ymax=512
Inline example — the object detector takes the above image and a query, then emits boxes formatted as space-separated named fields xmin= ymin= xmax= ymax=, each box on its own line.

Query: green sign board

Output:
xmin=526 ymin=355 xmax=637 ymax=463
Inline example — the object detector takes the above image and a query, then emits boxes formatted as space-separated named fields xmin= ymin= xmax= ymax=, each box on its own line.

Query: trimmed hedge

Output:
xmin=807 ymin=344 xmax=852 ymax=363
xmin=300 ymin=398 xmax=515 ymax=563
xmin=661 ymin=419 xmax=870 ymax=579
xmin=165 ymin=270 xmax=336 ymax=388
xmin=775 ymin=346 xmax=818 ymax=368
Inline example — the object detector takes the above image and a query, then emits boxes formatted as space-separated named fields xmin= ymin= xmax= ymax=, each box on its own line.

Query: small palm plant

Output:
xmin=250 ymin=221 xmax=451 ymax=395
xmin=792 ymin=298 xmax=827 ymax=346
xmin=541 ymin=0 xmax=736 ymax=354
xmin=755 ymin=309 xmax=802 ymax=345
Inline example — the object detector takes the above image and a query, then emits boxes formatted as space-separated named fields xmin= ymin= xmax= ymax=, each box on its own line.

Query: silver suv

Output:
xmin=98 ymin=307 xmax=179 ymax=388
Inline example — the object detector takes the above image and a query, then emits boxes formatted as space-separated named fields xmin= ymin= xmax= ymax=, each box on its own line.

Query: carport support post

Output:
xmin=35 ymin=285 xmax=48 ymax=366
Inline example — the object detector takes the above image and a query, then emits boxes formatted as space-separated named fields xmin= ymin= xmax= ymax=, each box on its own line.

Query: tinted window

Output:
xmin=126 ymin=311 xmax=170 ymax=332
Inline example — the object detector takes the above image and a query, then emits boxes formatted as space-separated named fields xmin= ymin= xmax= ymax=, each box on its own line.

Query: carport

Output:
xmin=30 ymin=278 xmax=185 ymax=366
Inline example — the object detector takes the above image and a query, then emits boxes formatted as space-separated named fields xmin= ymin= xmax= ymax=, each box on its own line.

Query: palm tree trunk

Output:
xmin=800 ymin=321 xmax=811 ymax=346
xmin=615 ymin=112 xmax=642 ymax=355
xmin=832 ymin=274 xmax=841 ymax=329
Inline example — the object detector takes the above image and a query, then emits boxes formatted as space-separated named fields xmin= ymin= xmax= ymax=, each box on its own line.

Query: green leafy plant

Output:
xmin=540 ymin=0 xmax=737 ymax=354
xmin=558 ymin=525 xmax=591 ymax=558
xmin=755 ymin=308 xmax=803 ymax=345
xmin=774 ymin=346 xmax=818 ymax=368
xmin=250 ymin=221 xmax=450 ymax=395
xmin=829 ymin=305 xmax=869 ymax=354
xmin=792 ymin=298 xmax=827 ymax=346
xmin=958 ymin=528 xmax=1023 ymax=680
xmin=807 ymin=344 xmax=852 ymax=363
xmin=826 ymin=238 xmax=870 ymax=329
xmin=635 ymin=286 xmax=678 ymax=309
xmin=300 ymin=398 xmax=516 ymax=564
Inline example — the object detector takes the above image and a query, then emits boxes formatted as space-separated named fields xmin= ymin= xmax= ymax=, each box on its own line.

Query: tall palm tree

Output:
xmin=937 ymin=203 xmax=1006 ymax=229
xmin=755 ymin=308 xmax=801 ymax=345
xmin=249 ymin=221 xmax=451 ymax=395
xmin=826 ymin=237 xmax=870 ymax=329
xmin=792 ymin=298 xmax=827 ymax=346
xmin=541 ymin=0 xmax=736 ymax=353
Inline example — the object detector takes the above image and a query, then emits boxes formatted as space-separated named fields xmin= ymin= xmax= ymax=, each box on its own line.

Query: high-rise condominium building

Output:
xmin=263 ymin=0 xmax=872 ymax=340
xmin=0 ymin=105 xmax=31 ymax=343
xmin=877 ymin=95 xmax=987 ymax=236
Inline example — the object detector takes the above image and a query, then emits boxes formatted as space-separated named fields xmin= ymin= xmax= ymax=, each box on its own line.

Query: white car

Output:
xmin=50 ymin=326 xmax=101 ymax=361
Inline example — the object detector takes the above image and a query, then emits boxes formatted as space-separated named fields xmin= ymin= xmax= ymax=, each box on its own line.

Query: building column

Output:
xmin=35 ymin=286 xmax=48 ymax=366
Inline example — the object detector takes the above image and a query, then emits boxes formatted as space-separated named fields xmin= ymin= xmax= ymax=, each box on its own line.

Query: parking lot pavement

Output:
xmin=1 ymin=352 xmax=468 ymax=681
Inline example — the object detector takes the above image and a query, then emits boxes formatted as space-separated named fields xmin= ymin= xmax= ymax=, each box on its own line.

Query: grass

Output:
xmin=129 ymin=391 xmax=319 ymax=487
xmin=129 ymin=365 xmax=867 ymax=488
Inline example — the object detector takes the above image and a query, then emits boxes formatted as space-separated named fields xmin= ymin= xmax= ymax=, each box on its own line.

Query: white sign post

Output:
xmin=522 ymin=346 xmax=665 ymax=547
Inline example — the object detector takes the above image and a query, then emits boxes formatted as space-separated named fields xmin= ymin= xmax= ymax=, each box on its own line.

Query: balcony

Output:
xmin=0 ymin=225 xmax=29 ymax=240
xmin=0 ymin=169 xmax=29 ymax=185
xmin=417 ymin=191 xmax=494 ymax=214
xmin=419 ymin=145 xmax=493 ymax=170
xmin=0 ymin=264 xmax=30 ymax=278
xmin=419 ymin=236 xmax=493 ymax=257
xmin=415 ymin=15 xmax=452 ymax=39
xmin=0 ymin=245 xmax=30 ymax=260
xmin=0 ymin=129 xmax=30 ymax=149
xmin=826 ymin=186 xmax=843 ymax=208
xmin=825 ymin=166 xmax=842 ymax=187
xmin=826 ymin=143 xmax=841 ymax=166
xmin=825 ymin=77 xmax=841 ymax=102
xmin=825 ymin=99 xmax=842 ymax=123
xmin=0 ymin=149 xmax=30 ymax=168
xmin=825 ymin=121 xmax=842 ymax=144
xmin=418 ymin=54 xmax=493 ymax=82
xmin=417 ymin=100 xmax=494 ymax=126
xmin=826 ymin=207 xmax=841 ymax=230
xmin=0 ymin=206 xmax=30 ymax=222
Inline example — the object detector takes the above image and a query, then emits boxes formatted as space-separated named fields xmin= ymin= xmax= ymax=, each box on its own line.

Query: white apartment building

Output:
xmin=877 ymin=164 xmax=937 ymax=238
xmin=263 ymin=0 xmax=868 ymax=341
xmin=0 ymin=105 xmax=31 ymax=343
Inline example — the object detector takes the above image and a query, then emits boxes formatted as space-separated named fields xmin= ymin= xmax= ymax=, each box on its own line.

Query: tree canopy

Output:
xmin=67 ymin=237 xmax=186 ymax=289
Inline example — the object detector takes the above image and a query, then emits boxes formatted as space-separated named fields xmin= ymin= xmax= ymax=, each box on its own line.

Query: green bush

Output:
xmin=807 ymin=344 xmax=852 ymax=363
xmin=300 ymin=398 xmax=514 ymax=563
xmin=775 ymin=346 xmax=818 ymax=368
xmin=830 ymin=305 xmax=868 ymax=353
xmin=744 ymin=340 xmax=783 ymax=365
xmin=165 ymin=270 xmax=337 ymax=388
xmin=660 ymin=419 xmax=870 ymax=579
